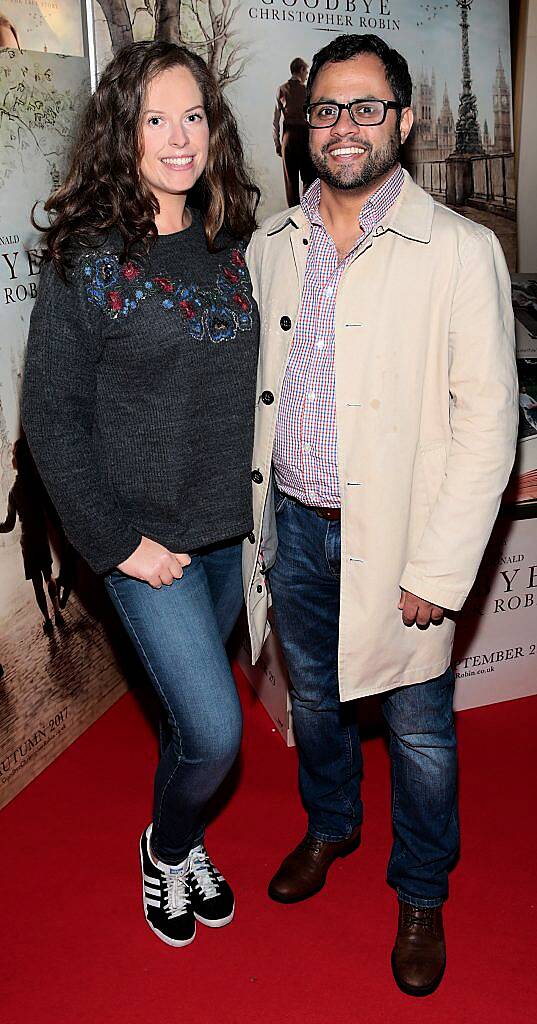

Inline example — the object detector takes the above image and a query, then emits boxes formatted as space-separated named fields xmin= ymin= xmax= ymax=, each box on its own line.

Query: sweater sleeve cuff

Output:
xmin=83 ymin=525 xmax=141 ymax=576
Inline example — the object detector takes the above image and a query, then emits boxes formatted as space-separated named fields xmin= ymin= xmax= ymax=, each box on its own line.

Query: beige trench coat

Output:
xmin=242 ymin=171 xmax=518 ymax=701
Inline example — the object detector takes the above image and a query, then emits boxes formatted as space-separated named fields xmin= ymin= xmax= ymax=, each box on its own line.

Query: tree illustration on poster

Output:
xmin=96 ymin=0 xmax=247 ymax=85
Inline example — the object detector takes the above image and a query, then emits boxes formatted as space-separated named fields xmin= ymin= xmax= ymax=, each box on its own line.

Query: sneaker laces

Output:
xmin=189 ymin=845 xmax=219 ymax=900
xmin=163 ymin=866 xmax=190 ymax=919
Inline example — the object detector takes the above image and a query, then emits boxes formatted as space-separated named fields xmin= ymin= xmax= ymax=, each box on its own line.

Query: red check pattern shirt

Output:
xmin=273 ymin=164 xmax=404 ymax=507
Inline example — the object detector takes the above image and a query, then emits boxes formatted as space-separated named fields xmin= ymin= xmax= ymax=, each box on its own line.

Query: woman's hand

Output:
xmin=117 ymin=536 xmax=191 ymax=588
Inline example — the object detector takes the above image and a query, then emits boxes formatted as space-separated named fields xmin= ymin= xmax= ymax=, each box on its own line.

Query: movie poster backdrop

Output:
xmin=0 ymin=4 xmax=527 ymax=791
xmin=92 ymin=0 xmax=533 ymax=731
xmin=0 ymin=0 xmax=85 ymax=56
xmin=93 ymin=0 xmax=516 ymax=267
xmin=0 ymin=42 xmax=131 ymax=808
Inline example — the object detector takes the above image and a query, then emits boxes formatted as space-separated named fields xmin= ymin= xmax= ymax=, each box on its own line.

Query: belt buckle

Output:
xmin=315 ymin=506 xmax=340 ymax=521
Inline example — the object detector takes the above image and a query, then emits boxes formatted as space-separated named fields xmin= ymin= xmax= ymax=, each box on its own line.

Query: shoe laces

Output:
xmin=162 ymin=865 xmax=190 ymax=919
xmin=301 ymin=834 xmax=325 ymax=855
xmin=189 ymin=845 xmax=220 ymax=899
xmin=401 ymin=903 xmax=437 ymax=934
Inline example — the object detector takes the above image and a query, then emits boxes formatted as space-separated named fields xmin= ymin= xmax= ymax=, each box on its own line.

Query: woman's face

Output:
xmin=139 ymin=65 xmax=210 ymax=204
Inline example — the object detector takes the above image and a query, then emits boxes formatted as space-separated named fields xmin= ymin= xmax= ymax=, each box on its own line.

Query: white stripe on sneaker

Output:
xmin=140 ymin=824 xmax=196 ymax=946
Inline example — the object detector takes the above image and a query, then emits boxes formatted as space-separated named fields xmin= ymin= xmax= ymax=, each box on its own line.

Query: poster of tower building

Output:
xmin=408 ymin=49 xmax=512 ymax=166
xmin=93 ymin=0 xmax=515 ymax=266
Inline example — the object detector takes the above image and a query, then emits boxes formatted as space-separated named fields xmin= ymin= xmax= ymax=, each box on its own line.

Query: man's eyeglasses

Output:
xmin=304 ymin=99 xmax=402 ymax=129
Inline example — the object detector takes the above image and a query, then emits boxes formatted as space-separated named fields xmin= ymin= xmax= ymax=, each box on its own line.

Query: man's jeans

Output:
xmin=105 ymin=540 xmax=244 ymax=864
xmin=269 ymin=489 xmax=459 ymax=907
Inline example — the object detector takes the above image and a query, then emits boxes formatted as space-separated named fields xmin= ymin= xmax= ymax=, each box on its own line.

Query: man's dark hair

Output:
xmin=306 ymin=33 xmax=413 ymax=108
xmin=290 ymin=57 xmax=308 ymax=76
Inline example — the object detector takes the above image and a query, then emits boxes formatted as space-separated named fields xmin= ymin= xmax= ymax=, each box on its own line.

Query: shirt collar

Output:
xmin=300 ymin=163 xmax=404 ymax=235
xmin=300 ymin=178 xmax=323 ymax=226
xmin=266 ymin=169 xmax=433 ymax=243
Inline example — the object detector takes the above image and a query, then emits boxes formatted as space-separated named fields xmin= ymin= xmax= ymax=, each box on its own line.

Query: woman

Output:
xmin=22 ymin=41 xmax=259 ymax=948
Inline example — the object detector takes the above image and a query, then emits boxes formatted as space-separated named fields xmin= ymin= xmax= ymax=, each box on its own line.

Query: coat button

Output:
xmin=247 ymin=531 xmax=255 ymax=543
xmin=280 ymin=315 xmax=292 ymax=331
xmin=256 ymin=584 xmax=263 ymax=594
xmin=261 ymin=390 xmax=274 ymax=405
xmin=303 ymin=238 xmax=308 ymax=245
xmin=251 ymin=469 xmax=263 ymax=484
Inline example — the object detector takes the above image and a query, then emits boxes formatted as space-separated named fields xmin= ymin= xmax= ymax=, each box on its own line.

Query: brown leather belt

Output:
xmin=288 ymin=495 xmax=341 ymax=521
xmin=311 ymin=506 xmax=341 ymax=521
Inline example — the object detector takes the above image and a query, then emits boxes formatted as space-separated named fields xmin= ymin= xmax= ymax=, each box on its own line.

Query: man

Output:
xmin=273 ymin=57 xmax=315 ymax=206
xmin=244 ymin=33 xmax=518 ymax=996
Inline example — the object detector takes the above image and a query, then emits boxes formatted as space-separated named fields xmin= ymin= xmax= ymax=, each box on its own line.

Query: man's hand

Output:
xmin=118 ymin=536 xmax=191 ymax=589
xmin=398 ymin=589 xmax=445 ymax=628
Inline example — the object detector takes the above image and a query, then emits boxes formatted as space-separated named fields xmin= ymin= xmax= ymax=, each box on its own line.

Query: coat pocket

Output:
xmin=274 ymin=490 xmax=288 ymax=514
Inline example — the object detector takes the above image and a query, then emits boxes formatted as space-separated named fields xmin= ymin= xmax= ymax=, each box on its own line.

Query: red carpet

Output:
xmin=3 ymin=669 xmax=536 ymax=1024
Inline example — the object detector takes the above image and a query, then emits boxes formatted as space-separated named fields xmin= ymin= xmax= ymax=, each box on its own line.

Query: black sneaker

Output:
xmin=188 ymin=844 xmax=235 ymax=928
xmin=139 ymin=825 xmax=196 ymax=947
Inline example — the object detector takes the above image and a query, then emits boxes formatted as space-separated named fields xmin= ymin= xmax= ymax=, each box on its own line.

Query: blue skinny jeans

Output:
xmin=105 ymin=539 xmax=243 ymax=864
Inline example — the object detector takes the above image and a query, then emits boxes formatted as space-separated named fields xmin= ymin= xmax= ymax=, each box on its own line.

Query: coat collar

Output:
xmin=265 ymin=169 xmax=434 ymax=244
xmin=383 ymin=169 xmax=434 ymax=243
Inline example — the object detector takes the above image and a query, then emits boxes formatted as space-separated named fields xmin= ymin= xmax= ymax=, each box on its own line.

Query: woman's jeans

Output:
xmin=269 ymin=490 xmax=459 ymax=908
xmin=105 ymin=540 xmax=244 ymax=864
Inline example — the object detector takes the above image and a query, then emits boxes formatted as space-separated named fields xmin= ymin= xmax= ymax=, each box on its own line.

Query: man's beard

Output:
xmin=309 ymin=129 xmax=400 ymax=191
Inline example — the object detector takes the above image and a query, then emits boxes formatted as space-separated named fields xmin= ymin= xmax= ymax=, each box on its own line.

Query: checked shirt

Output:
xmin=272 ymin=163 xmax=404 ymax=507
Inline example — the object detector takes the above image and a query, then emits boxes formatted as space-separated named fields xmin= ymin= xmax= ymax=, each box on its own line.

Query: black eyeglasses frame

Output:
xmin=304 ymin=98 xmax=402 ymax=129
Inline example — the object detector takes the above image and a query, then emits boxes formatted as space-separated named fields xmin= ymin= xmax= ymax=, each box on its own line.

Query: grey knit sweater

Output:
xmin=22 ymin=213 xmax=259 ymax=574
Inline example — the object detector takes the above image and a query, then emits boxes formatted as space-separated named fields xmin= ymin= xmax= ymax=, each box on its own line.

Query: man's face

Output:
xmin=308 ymin=53 xmax=412 ymax=191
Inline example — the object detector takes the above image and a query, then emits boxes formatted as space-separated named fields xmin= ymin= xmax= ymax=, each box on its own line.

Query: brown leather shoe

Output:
xmin=391 ymin=901 xmax=446 ymax=996
xmin=268 ymin=827 xmax=361 ymax=904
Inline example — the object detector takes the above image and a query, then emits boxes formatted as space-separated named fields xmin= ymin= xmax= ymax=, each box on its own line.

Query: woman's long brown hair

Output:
xmin=38 ymin=41 xmax=260 ymax=276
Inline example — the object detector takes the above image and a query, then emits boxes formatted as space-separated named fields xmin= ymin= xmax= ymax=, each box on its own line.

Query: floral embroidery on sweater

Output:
xmin=82 ymin=246 xmax=252 ymax=344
